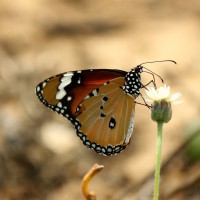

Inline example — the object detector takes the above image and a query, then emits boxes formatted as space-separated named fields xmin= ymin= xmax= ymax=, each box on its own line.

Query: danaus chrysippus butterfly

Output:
xmin=35 ymin=60 xmax=176 ymax=156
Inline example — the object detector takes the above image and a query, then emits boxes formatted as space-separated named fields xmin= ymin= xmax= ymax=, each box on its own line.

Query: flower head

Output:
xmin=145 ymin=85 xmax=182 ymax=123
xmin=145 ymin=85 xmax=182 ymax=104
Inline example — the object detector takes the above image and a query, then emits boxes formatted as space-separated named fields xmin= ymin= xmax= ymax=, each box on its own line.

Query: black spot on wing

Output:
xmin=109 ymin=117 xmax=116 ymax=129
xmin=103 ymin=96 xmax=108 ymax=102
xmin=100 ymin=112 xmax=106 ymax=118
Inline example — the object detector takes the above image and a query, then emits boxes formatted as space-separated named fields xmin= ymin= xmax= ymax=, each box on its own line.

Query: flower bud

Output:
xmin=151 ymin=100 xmax=172 ymax=123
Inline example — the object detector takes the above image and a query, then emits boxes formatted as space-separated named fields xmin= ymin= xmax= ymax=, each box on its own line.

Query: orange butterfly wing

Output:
xmin=36 ymin=69 xmax=127 ymax=121
xmin=74 ymin=77 xmax=135 ymax=155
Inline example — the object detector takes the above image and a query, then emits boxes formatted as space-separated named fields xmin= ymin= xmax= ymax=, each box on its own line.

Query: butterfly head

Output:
xmin=123 ymin=65 xmax=143 ymax=98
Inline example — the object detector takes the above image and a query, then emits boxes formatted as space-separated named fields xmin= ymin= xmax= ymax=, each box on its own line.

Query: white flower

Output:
xmin=145 ymin=85 xmax=183 ymax=123
xmin=145 ymin=85 xmax=183 ymax=104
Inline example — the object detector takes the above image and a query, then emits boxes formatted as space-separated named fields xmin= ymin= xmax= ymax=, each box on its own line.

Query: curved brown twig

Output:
xmin=81 ymin=163 xmax=104 ymax=200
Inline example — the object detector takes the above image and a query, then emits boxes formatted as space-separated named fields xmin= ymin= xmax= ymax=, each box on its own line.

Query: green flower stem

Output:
xmin=154 ymin=121 xmax=163 ymax=200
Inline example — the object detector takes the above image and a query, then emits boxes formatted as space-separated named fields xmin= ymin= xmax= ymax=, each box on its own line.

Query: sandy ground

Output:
xmin=0 ymin=0 xmax=200 ymax=199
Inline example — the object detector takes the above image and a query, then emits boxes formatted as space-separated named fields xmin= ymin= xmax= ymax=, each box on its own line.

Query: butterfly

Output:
xmin=35 ymin=60 xmax=175 ymax=156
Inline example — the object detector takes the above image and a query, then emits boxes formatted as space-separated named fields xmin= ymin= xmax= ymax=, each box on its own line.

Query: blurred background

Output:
xmin=0 ymin=0 xmax=200 ymax=199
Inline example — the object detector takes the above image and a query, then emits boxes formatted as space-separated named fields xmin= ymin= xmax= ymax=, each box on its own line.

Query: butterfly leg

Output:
xmin=141 ymin=79 xmax=156 ymax=90
xmin=142 ymin=69 xmax=164 ymax=87
xmin=142 ymin=71 xmax=161 ymax=89
xmin=142 ymin=79 xmax=157 ymax=90
xmin=134 ymin=93 xmax=152 ymax=109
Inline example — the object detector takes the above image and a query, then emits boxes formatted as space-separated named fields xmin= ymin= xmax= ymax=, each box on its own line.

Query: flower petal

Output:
xmin=145 ymin=85 xmax=182 ymax=105
xmin=170 ymin=92 xmax=182 ymax=102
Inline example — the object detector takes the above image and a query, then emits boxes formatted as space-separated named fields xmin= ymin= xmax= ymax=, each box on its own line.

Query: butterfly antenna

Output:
xmin=139 ymin=59 xmax=177 ymax=83
xmin=139 ymin=59 xmax=177 ymax=66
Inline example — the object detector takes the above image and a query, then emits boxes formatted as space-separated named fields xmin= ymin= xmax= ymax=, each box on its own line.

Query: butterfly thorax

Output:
xmin=123 ymin=66 xmax=143 ymax=98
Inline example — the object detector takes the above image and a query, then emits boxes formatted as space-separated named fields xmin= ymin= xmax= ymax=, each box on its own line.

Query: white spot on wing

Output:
xmin=63 ymin=72 xmax=74 ymax=77
xmin=77 ymin=79 xmax=81 ymax=84
xmin=56 ymin=73 xmax=73 ymax=100
xmin=56 ymin=90 xmax=67 ymax=100
xmin=58 ymin=76 xmax=72 ymax=89
xmin=92 ymin=90 xmax=98 ymax=96
xmin=61 ymin=109 xmax=64 ymax=113
xmin=67 ymin=96 xmax=72 ymax=101
xmin=110 ymin=122 xmax=114 ymax=127
xmin=42 ymin=82 xmax=47 ymax=88
xmin=36 ymin=86 xmax=40 ymax=92
xmin=57 ymin=102 xmax=62 ymax=108
xmin=124 ymin=111 xmax=134 ymax=144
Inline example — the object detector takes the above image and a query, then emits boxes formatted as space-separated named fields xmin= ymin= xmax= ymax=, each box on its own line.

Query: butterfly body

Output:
xmin=36 ymin=66 xmax=144 ymax=156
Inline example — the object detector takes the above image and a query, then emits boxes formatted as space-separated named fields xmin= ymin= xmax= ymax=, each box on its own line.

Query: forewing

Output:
xmin=36 ymin=69 xmax=127 ymax=123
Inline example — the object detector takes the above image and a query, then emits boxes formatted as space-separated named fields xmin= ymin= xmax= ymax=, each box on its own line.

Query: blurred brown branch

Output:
xmin=81 ymin=164 xmax=104 ymax=200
